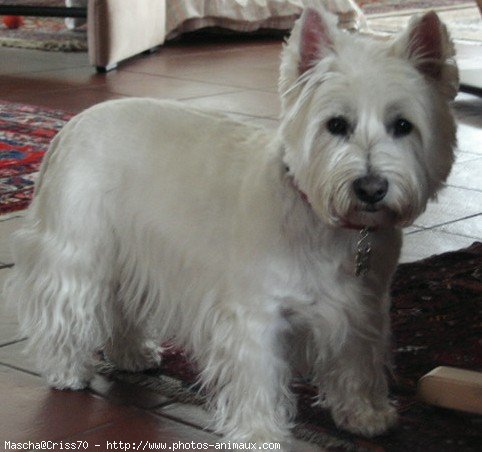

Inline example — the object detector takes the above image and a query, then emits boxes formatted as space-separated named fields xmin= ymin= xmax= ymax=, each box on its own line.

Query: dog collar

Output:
xmin=285 ymin=167 xmax=374 ymax=227
xmin=284 ymin=164 xmax=372 ymax=277
xmin=285 ymin=168 xmax=310 ymax=205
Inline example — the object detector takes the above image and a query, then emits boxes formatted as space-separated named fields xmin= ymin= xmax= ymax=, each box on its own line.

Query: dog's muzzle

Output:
xmin=352 ymin=175 xmax=389 ymax=205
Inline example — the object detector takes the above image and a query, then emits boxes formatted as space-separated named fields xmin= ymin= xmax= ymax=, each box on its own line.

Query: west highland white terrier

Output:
xmin=6 ymin=6 xmax=458 ymax=448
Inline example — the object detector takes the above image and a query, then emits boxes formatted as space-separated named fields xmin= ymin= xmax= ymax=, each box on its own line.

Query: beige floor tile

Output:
xmin=0 ymin=47 xmax=89 ymax=75
xmin=0 ymin=363 xmax=40 ymax=382
xmin=413 ymin=186 xmax=482 ymax=228
xmin=182 ymin=90 xmax=280 ymax=118
xmin=0 ymin=369 xmax=144 ymax=444
xmin=0 ymin=69 xmax=242 ymax=101
xmin=224 ymin=112 xmax=279 ymax=128
xmin=157 ymin=403 xmax=212 ymax=430
xmin=157 ymin=38 xmax=281 ymax=58
xmin=455 ymin=150 xmax=481 ymax=163
xmin=446 ymin=157 xmax=482 ymax=191
xmin=100 ymin=75 xmax=243 ymax=100
xmin=457 ymin=123 xmax=482 ymax=156
xmin=439 ymin=214 xmax=482 ymax=240
xmin=0 ymin=340 xmax=35 ymax=374
xmin=0 ymin=268 xmax=22 ymax=346
xmin=0 ymin=87 xmax=127 ymax=114
xmin=0 ymin=216 xmax=25 ymax=265
xmin=124 ymin=45 xmax=282 ymax=92
xmin=404 ymin=226 xmax=423 ymax=234
xmin=453 ymin=93 xmax=482 ymax=129
xmin=400 ymin=228 xmax=475 ymax=263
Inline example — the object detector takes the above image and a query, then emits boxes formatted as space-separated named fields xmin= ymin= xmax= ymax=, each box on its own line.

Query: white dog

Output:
xmin=6 ymin=6 xmax=458 ymax=448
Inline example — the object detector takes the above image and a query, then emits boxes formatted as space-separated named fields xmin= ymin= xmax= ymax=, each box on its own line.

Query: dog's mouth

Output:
xmin=340 ymin=204 xmax=400 ymax=229
xmin=360 ymin=204 xmax=380 ymax=213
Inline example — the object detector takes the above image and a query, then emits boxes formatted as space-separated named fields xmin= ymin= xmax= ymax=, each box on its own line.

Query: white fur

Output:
xmin=5 ymin=6 xmax=457 ymax=449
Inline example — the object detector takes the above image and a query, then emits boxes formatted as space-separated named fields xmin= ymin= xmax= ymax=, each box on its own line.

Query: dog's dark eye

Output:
xmin=392 ymin=118 xmax=413 ymax=138
xmin=327 ymin=116 xmax=350 ymax=136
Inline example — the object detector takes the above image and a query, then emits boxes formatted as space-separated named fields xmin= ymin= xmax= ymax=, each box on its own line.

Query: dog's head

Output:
xmin=279 ymin=7 xmax=458 ymax=229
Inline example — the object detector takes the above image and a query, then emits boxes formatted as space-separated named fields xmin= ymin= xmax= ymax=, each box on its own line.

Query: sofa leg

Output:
xmin=142 ymin=46 xmax=160 ymax=55
xmin=96 ymin=63 xmax=118 ymax=73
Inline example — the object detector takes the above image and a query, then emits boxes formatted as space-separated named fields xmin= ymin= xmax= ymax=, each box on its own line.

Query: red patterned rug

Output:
xmin=0 ymin=100 xmax=73 ymax=215
xmin=98 ymin=242 xmax=482 ymax=451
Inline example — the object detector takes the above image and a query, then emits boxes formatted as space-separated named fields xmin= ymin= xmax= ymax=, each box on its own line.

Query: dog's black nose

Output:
xmin=353 ymin=175 xmax=388 ymax=204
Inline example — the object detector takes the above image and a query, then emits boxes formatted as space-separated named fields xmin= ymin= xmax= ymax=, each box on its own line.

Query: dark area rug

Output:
xmin=98 ymin=242 xmax=482 ymax=451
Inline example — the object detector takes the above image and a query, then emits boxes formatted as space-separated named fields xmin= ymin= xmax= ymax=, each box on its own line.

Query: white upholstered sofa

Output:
xmin=87 ymin=0 xmax=364 ymax=72
xmin=88 ymin=0 xmax=166 ymax=72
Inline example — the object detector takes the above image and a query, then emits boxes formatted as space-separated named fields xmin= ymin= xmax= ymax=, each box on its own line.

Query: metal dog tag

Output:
xmin=355 ymin=226 xmax=371 ymax=277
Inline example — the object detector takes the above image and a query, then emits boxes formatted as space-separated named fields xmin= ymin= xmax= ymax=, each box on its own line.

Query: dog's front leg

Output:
xmin=198 ymin=303 xmax=294 ymax=447
xmin=316 ymin=297 xmax=397 ymax=437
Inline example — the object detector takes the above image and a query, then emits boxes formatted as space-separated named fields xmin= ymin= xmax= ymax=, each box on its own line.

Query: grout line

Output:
xmin=216 ymin=112 xmax=280 ymax=124
xmin=0 ymin=213 xmax=24 ymax=222
xmin=439 ymin=232 xmax=482 ymax=241
xmin=404 ymin=228 xmax=424 ymax=235
xmin=413 ymin=212 xmax=482 ymax=231
xmin=444 ymin=183 xmax=482 ymax=193
xmin=122 ymin=70 xmax=278 ymax=94
xmin=60 ymin=419 xmax=129 ymax=442
xmin=1 ymin=65 xmax=93 ymax=78
xmin=86 ymin=383 xmax=174 ymax=410
xmin=103 ymin=87 xmax=244 ymax=102
xmin=0 ymin=338 xmax=27 ymax=348
xmin=173 ymin=89 xmax=246 ymax=102
xmin=414 ymin=212 xmax=482 ymax=230
xmin=151 ymin=410 xmax=218 ymax=435
xmin=225 ymin=111 xmax=279 ymax=120
xmin=144 ymin=43 xmax=281 ymax=62
xmin=403 ymin=225 xmax=481 ymax=241
xmin=0 ymin=361 xmax=40 ymax=377
xmin=455 ymin=152 xmax=482 ymax=163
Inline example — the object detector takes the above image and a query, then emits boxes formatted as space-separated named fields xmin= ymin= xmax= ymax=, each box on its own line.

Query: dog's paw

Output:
xmin=332 ymin=401 xmax=398 ymax=437
xmin=106 ymin=340 xmax=163 ymax=372
xmin=46 ymin=371 xmax=90 ymax=390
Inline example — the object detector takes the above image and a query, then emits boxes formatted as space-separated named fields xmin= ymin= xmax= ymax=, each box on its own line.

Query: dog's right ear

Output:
xmin=279 ymin=7 xmax=337 ymax=98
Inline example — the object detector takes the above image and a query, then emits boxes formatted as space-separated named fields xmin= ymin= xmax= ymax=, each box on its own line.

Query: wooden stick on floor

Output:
xmin=418 ymin=366 xmax=482 ymax=415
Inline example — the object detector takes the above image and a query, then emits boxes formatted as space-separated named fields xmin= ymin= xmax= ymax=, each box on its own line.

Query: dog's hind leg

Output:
xmin=5 ymin=193 xmax=115 ymax=390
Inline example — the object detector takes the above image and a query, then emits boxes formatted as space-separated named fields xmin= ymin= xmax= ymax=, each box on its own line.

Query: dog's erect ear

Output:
xmin=279 ymin=7 xmax=337 ymax=99
xmin=392 ymin=11 xmax=459 ymax=99
xmin=298 ymin=8 xmax=334 ymax=74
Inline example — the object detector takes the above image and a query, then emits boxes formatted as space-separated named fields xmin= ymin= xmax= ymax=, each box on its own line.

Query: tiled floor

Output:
xmin=0 ymin=31 xmax=481 ymax=451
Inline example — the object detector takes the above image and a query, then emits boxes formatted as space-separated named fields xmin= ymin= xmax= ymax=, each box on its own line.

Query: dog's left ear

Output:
xmin=392 ymin=11 xmax=459 ymax=99
xmin=298 ymin=8 xmax=334 ymax=74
